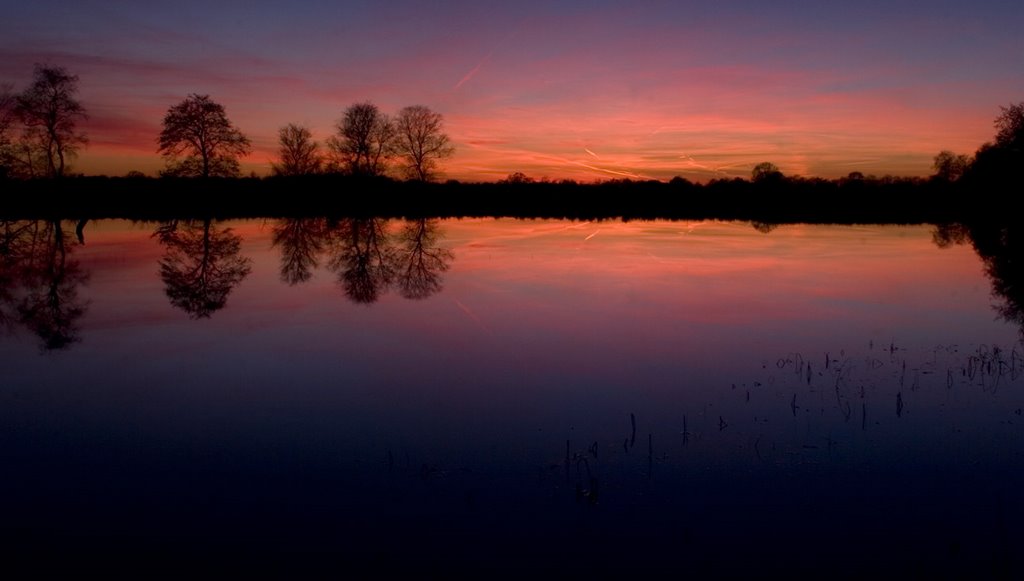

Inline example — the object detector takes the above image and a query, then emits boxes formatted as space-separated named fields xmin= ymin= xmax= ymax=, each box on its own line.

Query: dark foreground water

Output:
xmin=2 ymin=218 xmax=1022 ymax=576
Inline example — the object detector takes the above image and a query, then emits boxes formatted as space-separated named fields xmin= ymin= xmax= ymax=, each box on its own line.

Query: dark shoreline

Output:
xmin=0 ymin=174 xmax=998 ymax=224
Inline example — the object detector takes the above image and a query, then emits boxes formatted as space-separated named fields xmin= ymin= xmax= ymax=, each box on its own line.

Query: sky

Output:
xmin=2 ymin=0 xmax=1022 ymax=181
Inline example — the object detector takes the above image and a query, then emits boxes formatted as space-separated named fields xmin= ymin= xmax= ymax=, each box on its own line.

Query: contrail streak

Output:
xmin=454 ymin=299 xmax=491 ymax=333
xmin=454 ymin=51 xmax=494 ymax=90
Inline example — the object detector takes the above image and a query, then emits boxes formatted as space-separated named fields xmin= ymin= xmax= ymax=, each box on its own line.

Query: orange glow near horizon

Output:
xmin=2 ymin=1 xmax=1019 ymax=182
xmin=68 ymin=103 xmax=994 ymax=182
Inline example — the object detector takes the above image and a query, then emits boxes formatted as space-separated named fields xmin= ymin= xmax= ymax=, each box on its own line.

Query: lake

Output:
xmin=2 ymin=218 xmax=1022 ymax=576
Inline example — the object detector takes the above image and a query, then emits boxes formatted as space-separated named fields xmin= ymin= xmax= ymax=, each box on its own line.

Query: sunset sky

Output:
xmin=2 ymin=0 xmax=1022 ymax=181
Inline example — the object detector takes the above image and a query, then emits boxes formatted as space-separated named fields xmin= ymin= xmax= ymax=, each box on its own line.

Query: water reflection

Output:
xmin=328 ymin=218 xmax=396 ymax=304
xmin=0 ymin=220 xmax=89 ymax=350
xmin=272 ymin=218 xmax=328 ymax=285
xmin=395 ymin=219 xmax=453 ymax=299
xmin=4 ymin=218 xmax=1024 ymax=574
xmin=155 ymin=219 xmax=253 ymax=319
xmin=272 ymin=217 xmax=453 ymax=303
xmin=0 ymin=217 xmax=456 ymax=349
xmin=4 ymin=218 xmax=1024 ymax=352
xmin=934 ymin=222 xmax=1024 ymax=333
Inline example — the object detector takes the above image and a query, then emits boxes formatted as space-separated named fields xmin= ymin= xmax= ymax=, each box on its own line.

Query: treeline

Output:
xmin=0 ymin=172 xmax=995 ymax=224
xmin=2 ymin=64 xmax=1022 ymax=223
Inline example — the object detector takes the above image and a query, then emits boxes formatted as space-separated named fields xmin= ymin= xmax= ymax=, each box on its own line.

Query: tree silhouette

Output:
xmin=274 ymin=218 xmax=455 ymax=302
xmin=932 ymin=150 xmax=970 ymax=182
xmin=158 ymin=94 xmax=251 ymax=178
xmin=965 ymin=102 xmax=1024 ymax=191
xmin=994 ymin=102 xmax=1024 ymax=149
xmin=394 ymin=105 xmax=454 ymax=181
xmin=500 ymin=172 xmax=534 ymax=184
xmin=0 ymin=220 xmax=89 ymax=350
xmin=272 ymin=123 xmax=322 ymax=176
xmin=750 ymin=221 xmax=778 ymax=234
xmin=327 ymin=218 xmax=395 ymax=303
xmin=327 ymin=102 xmax=395 ymax=177
xmin=751 ymin=162 xmax=783 ymax=183
xmin=156 ymin=220 xmax=252 ymax=318
xmin=0 ymin=84 xmax=13 ymax=138
xmin=0 ymin=85 xmax=15 ymax=179
xmin=14 ymin=65 xmax=88 ymax=178
xmin=395 ymin=219 xmax=453 ymax=299
xmin=973 ymin=225 xmax=1024 ymax=329
xmin=934 ymin=222 xmax=1024 ymax=334
xmin=271 ymin=218 xmax=329 ymax=284
xmin=0 ymin=220 xmax=36 ymax=332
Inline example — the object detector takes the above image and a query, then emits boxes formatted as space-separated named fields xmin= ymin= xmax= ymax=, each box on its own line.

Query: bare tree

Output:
xmin=0 ymin=84 xmax=14 ymax=148
xmin=326 ymin=102 xmax=395 ymax=176
xmin=394 ymin=105 xmax=454 ymax=181
xmin=0 ymin=85 xmax=15 ymax=178
xmin=272 ymin=123 xmax=322 ymax=176
xmin=15 ymin=65 xmax=88 ymax=178
xmin=158 ymin=94 xmax=251 ymax=178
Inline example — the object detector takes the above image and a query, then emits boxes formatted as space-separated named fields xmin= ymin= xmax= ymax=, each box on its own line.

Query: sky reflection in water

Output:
xmin=1 ymin=218 xmax=1022 ymax=575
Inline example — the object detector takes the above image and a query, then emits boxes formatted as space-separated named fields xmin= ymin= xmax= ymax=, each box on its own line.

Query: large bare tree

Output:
xmin=15 ymin=65 xmax=88 ymax=178
xmin=272 ymin=123 xmax=322 ymax=176
xmin=394 ymin=105 xmax=454 ymax=181
xmin=157 ymin=94 xmax=251 ymax=178
xmin=0 ymin=84 xmax=14 ymax=148
xmin=326 ymin=102 xmax=395 ymax=177
xmin=0 ymin=85 xmax=15 ymax=177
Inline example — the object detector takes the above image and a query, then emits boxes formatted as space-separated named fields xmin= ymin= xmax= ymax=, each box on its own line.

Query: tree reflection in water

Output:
xmin=272 ymin=217 xmax=453 ymax=304
xmin=934 ymin=221 xmax=1024 ymax=333
xmin=395 ymin=219 xmax=453 ymax=299
xmin=271 ymin=218 xmax=328 ymax=285
xmin=0 ymin=220 xmax=88 ymax=350
xmin=155 ymin=219 xmax=252 ymax=318
xmin=328 ymin=218 xmax=396 ymax=304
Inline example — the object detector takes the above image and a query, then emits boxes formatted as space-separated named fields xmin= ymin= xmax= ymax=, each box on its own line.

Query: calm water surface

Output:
xmin=2 ymin=218 xmax=1022 ymax=575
